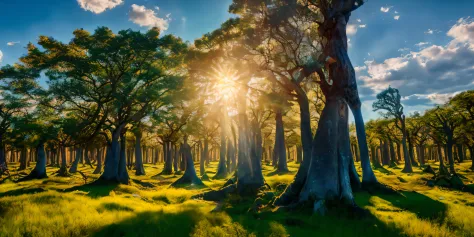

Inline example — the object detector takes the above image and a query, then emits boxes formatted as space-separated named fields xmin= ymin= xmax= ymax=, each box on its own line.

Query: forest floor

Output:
xmin=0 ymin=160 xmax=473 ymax=237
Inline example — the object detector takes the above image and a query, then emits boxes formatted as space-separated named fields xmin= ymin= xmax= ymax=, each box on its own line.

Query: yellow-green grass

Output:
xmin=0 ymin=160 xmax=473 ymax=237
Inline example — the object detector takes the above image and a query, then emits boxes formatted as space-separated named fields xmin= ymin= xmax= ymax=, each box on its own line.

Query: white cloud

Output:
xmin=129 ymin=4 xmax=170 ymax=30
xmin=415 ymin=42 xmax=431 ymax=47
xmin=154 ymin=6 xmax=160 ymax=11
xmin=425 ymin=29 xmax=434 ymax=34
xmin=0 ymin=50 xmax=3 ymax=64
xmin=347 ymin=24 xmax=358 ymax=35
xmin=77 ymin=0 xmax=123 ymax=14
xmin=359 ymin=24 xmax=366 ymax=28
xmin=7 ymin=41 xmax=19 ymax=46
xmin=398 ymin=48 xmax=410 ymax=52
xmin=357 ymin=19 xmax=361 ymax=23
xmin=395 ymin=11 xmax=399 ymax=14
xmin=394 ymin=15 xmax=400 ymax=20
xmin=358 ymin=18 xmax=474 ymax=102
xmin=380 ymin=6 xmax=392 ymax=13
xmin=447 ymin=17 xmax=474 ymax=47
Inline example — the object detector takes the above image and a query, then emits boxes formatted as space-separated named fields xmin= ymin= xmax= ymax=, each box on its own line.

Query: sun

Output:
xmin=210 ymin=63 xmax=240 ymax=102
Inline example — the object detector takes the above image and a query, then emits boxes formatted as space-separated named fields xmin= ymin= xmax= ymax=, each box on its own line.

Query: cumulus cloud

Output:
xmin=77 ymin=0 xmax=122 ymax=14
xmin=447 ymin=18 xmax=474 ymax=47
xmin=425 ymin=29 xmax=434 ymax=34
xmin=380 ymin=6 xmax=392 ymax=13
xmin=129 ymin=4 xmax=170 ymax=30
xmin=7 ymin=41 xmax=19 ymax=46
xmin=359 ymin=24 xmax=366 ymax=28
xmin=356 ymin=18 xmax=474 ymax=104
xmin=0 ymin=50 xmax=3 ymax=64
xmin=394 ymin=15 xmax=400 ymax=20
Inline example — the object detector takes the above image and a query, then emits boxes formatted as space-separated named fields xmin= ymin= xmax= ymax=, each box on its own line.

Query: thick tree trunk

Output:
xmin=469 ymin=146 xmax=474 ymax=170
xmin=299 ymin=97 xmax=355 ymax=206
xmin=22 ymin=142 xmax=47 ymax=180
xmin=134 ymin=131 xmax=146 ymax=176
xmin=382 ymin=141 xmax=390 ymax=166
xmin=99 ymin=128 xmax=129 ymax=184
xmin=172 ymin=138 xmax=204 ymax=187
xmin=215 ymin=115 xmax=228 ymax=178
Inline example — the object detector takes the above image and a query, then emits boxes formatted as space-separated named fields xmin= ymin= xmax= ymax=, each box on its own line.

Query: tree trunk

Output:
xmin=93 ymin=147 xmax=103 ymax=174
xmin=215 ymin=114 xmax=227 ymax=178
xmin=69 ymin=147 xmax=82 ymax=173
xmin=396 ymin=143 xmax=402 ymax=162
xmin=134 ymin=130 xmax=146 ymax=175
xmin=446 ymin=137 xmax=456 ymax=174
xmin=296 ymin=146 xmax=302 ymax=164
xmin=57 ymin=146 xmax=68 ymax=176
xmin=162 ymin=141 xmax=173 ymax=175
xmin=457 ymin=144 xmax=464 ymax=162
xmin=200 ymin=140 xmax=208 ymax=178
xmin=388 ymin=139 xmax=397 ymax=167
xmin=18 ymin=147 xmax=27 ymax=170
xmin=437 ymin=144 xmax=448 ymax=175
xmin=275 ymin=107 xmax=288 ymax=172
xmin=99 ymin=128 xmax=129 ymax=184
xmin=22 ymin=142 xmax=47 ymax=180
xmin=171 ymin=138 xmax=204 ymax=187
xmin=299 ymin=96 xmax=355 ymax=206
xmin=401 ymin=121 xmax=413 ymax=173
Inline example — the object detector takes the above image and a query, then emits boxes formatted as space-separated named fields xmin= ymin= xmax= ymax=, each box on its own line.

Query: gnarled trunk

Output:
xmin=22 ymin=142 xmax=47 ymax=180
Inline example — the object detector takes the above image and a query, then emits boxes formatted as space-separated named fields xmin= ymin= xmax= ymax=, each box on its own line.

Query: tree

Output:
xmin=22 ymin=27 xmax=187 ymax=184
xmin=424 ymin=106 xmax=463 ymax=174
xmin=373 ymin=86 xmax=413 ymax=173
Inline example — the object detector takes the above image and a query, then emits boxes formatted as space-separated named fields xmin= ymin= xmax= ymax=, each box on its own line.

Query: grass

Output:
xmin=0 ymin=160 xmax=473 ymax=237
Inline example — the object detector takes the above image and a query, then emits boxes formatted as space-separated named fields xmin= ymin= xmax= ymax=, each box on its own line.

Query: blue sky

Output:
xmin=1 ymin=0 xmax=473 ymax=120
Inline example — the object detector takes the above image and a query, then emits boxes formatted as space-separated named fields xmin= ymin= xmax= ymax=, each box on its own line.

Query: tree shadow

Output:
xmin=131 ymin=179 xmax=156 ymax=188
xmin=91 ymin=209 xmax=200 ymax=237
xmin=222 ymin=199 xmax=404 ymax=237
xmin=0 ymin=187 xmax=46 ymax=198
xmin=266 ymin=170 xmax=296 ymax=176
xmin=376 ymin=191 xmax=448 ymax=224
xmin=374 ymin=167 xmax=395 ymax=175
xmin=62 ymin=182 xmax=118 ymax=198
xmin=97 ymin=202 xmax=135 ymax=213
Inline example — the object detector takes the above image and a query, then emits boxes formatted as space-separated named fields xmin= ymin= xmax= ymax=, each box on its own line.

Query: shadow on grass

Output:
xmin=0 ymin=187 xmax=46 ymax=198
xmin=97 ymin=202 xmax=134 ymax=213
xmin=375 ymin=167 xmax=395 ymax=175
xmin=62 ymin=182 xmax=118 ymax=198
xmin=92 ymin=210 xmax=199 ymax=237
xmin=377 ymin=191 xmax=448 ymax=224
xmin=131 ymin=179 xmax=156 ymax=188
xmin=222 ymin=197 xmax=404 ymax=237
xmin=266 ymin=169 xmax=295 ymax=177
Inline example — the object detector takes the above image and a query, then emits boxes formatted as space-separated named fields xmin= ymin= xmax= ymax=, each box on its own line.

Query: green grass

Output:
xmin=0 ymin=160 xmax=473 ymax=237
